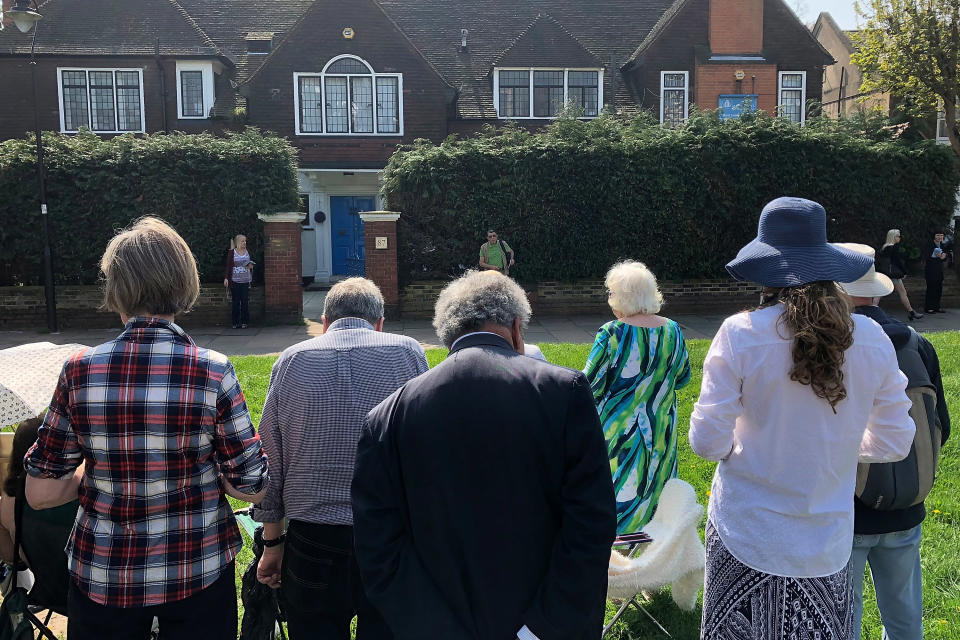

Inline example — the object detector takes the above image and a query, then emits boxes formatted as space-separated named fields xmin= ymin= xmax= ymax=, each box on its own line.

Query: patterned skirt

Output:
xmin=701 ymin=520 xmax=854 ymax=640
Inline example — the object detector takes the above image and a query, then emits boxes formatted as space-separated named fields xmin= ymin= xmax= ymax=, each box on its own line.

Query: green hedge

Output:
xmin=383 ymin=111 xmax=960 ymax=284
xmin=0 ymin=128 xmax=299 ymax=285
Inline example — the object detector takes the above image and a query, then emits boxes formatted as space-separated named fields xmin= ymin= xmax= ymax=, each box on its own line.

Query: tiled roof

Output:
xmin=491 ymin=13 xmax=602 ymax=70
xmin=0 ymin=0 xmax=223 ymax=58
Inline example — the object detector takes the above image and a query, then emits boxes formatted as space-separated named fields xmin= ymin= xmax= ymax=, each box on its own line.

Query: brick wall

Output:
xmin=710 ymin=0 xmax=764 ymax=54
xmin=262 ymin=217 xmax=303 ymax=323
xmin=695 ymin=63 xmax=778 ymax=114
xmin=361 ymin=214 xmax=400 ymax=318
xmin=0 ymin=285 xmax=264 ymax=330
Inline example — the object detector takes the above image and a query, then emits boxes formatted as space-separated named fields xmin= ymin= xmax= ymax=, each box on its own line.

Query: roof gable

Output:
xmin=0 ymin=0 xmax=223 ymax=58
xmin=492 ymin=14 xmax=602 ymax=71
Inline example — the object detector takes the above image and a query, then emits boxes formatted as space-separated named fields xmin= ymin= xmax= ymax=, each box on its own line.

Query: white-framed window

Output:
xmin=778 ymin=71 xmax=807 ymax=124
xmin=493 ymin=67 xmax=603 ymax=119
xmin=57 ymin=68 xmax=145 ymax=133
xmin=660 ymin=71 xmax=688 ymax=127
xmin=176 ymin=61 xmax=216 ymax=119
xmin=294 ymin=55 xmax=403 ymax=136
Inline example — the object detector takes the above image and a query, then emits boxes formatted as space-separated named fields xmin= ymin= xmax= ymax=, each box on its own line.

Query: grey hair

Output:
xmin=605 ymin=260 xmax=663 ymax=316
xmin=323 ymin=277 xmax=384 ymax=324
xmin=432 ymin=270 xmax=531 ymax=347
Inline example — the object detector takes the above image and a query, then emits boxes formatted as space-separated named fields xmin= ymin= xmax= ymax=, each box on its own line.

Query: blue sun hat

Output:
xmin=726 ymin=197 xmax=874 ymax=287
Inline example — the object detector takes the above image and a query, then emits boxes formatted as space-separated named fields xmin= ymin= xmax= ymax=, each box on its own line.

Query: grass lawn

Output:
xmin=230 ymin=332 xmax=960 ymax=640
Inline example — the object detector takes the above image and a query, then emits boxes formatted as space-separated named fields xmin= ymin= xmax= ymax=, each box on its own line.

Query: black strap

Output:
xmin=12 ymin=475 xmax=29 ymax=582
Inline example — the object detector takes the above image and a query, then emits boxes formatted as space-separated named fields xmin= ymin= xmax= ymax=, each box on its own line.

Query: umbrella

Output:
xmin=0 ymin=342 xmax=89 ymax=429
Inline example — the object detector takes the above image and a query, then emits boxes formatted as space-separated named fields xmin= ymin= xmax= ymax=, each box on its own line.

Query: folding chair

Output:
xmin=603 ymin=532 xmax=672 ymax=638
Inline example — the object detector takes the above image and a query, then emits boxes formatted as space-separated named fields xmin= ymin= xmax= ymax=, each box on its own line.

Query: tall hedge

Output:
xmin=0 ymin=128 xmax=299 ymax=285
xmin=383 ymin=111 xmax=960 ymax=284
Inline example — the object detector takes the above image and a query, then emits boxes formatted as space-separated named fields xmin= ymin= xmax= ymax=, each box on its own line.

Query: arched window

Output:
xmin=295 ymin=55 xmax=402 ymax=135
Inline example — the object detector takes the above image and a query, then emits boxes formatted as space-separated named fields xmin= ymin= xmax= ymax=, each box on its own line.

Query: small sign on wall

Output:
xmin=718 ymin=94 xmax=758 ymax=120
xmin=375 ymin=237 xmax=388 ymax=249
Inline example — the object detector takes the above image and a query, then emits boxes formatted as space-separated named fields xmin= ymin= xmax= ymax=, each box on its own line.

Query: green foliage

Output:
xmin=0 ymin=128 xmax=299 ymax=285
xmin=383 ymin=111 xmax=960 ymax=284
xmin=851 ymin=0 xmax=960 ymax=152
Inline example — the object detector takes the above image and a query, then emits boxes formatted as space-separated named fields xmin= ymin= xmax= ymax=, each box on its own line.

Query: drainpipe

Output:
xmin=155 ymin=38 xmax=168 ymax=132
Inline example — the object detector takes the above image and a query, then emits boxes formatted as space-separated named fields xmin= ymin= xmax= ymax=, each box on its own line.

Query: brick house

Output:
xmin=1 ymin=0 xmax=832 ymax=284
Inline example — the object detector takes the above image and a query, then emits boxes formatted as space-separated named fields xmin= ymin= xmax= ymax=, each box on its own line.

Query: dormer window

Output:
xmin=294 ymin=55 xmax=403 ymax=136
xmin=246 ymin=33 xmax=274 ymax=55
xmin=493 ymin=67 xmax=602 ymax=119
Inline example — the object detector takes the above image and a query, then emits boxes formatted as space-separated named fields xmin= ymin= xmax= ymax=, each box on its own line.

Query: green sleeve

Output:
xmin=503 ymin=241 xmax=512 ymax=253
xmin=583 ymin=326 xmax=613 ymax=401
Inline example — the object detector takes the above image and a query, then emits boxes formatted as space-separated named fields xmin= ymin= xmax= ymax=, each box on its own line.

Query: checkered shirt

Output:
xmin=24 ymin=317 xmax=268 ymax=608
xmin=252 ymin=317 xmax=428 ymax=525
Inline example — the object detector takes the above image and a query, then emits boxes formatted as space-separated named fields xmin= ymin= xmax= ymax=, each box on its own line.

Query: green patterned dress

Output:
xmin=583 ymin=319 xmax=691 ymax=534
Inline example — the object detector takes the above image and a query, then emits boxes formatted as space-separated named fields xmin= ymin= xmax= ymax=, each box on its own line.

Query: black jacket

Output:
xmin=852 ymin=306 xmax=950 ymax=534
xmin=352 ymin=333 xmax=617 ymax=640
xmin=878 ymin=244 xmax=907 ymax=277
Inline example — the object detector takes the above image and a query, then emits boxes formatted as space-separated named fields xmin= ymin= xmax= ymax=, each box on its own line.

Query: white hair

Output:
xmin=432 ymin=271 xmax=532 ymax=347
xmin=323 ymin=277 xmax=384 ymax=324
xmin=605 ymin=260 xmax=663 ymax=316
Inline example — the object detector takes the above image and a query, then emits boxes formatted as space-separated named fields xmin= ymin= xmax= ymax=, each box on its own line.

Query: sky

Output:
xmin=792 ymin=0 xmax=861 ymax=29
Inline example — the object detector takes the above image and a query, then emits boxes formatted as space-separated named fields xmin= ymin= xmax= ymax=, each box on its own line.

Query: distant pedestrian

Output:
xmin=876 ymin=229 xmax=922 ymax=321
xmin=253 ymin=277 xmax=427 ymax=640
xmin=690 ymin=197 xmax=915 ymax=640
xmin=25 ymin=217 xmax=268 ymax=640
xmin=924 ymin=231 xmax=948 ymax=313
xmin=838 ymin=243 xmax=950 ymax=640
xmin=478 ymin=229 xmax=515 ymax=275
xmin=352 ymin=270 xmax=616 ymax=640
xmin=584 ymin=260 xmax=691 ymax=534
xmin=224 ymin=233 xmax=254 ymax=328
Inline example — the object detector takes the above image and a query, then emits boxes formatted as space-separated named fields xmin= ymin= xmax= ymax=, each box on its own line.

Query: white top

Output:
xmin=689 ymin=305 xmax=915 ymax=577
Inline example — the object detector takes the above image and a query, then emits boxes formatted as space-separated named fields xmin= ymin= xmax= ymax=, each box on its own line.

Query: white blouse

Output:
xmin=689 ymin=305 xmax=915 ymax=577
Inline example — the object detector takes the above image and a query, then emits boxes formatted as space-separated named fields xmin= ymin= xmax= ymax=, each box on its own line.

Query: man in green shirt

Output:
xmin=479 ymin=230 xmax=515 ymax=275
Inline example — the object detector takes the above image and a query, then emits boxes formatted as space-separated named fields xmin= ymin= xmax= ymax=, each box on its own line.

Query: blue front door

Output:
xmin=331 ymin=196 xmax=374 ymax=276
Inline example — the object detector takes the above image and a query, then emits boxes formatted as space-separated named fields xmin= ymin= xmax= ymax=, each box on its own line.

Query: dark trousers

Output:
xmin=282 ymin=521 xmax=391 ymax=640
xmin=231 ymin=282 xmax=250 ymax=326
xmin=925 ymin=264 xmax=943 ymax=312
xmin=67 ymin=562 xmax=237 ymax=640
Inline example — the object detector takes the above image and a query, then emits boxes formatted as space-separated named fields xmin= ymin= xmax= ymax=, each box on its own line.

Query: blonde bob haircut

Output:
xmin=605 ymin=260 xmax=663 ymax=316
xmin=882 ymin=229 xmax=901 ymax=249
xmin=100 ymin=217 xmax=200 ymax=316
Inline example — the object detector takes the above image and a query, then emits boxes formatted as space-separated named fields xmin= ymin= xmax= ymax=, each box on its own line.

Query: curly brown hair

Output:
xmin=759 ymin=281 xmax=854 ymax=412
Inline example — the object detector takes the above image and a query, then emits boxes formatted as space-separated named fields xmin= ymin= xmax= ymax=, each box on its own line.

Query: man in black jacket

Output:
xmin=840 ymin=244 xmax=951 ymax=640
xmin=352 ymin=271 xmax=617 ymax=640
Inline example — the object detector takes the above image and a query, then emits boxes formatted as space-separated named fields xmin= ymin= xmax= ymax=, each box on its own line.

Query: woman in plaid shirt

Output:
xmin=24 ymin=217 xmax=268 ymax=640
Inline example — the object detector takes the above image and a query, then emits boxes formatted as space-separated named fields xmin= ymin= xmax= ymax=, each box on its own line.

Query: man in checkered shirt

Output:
xmin=24 ymin=218 xmax=268 ymax=640
xmin=253 ymin=277 xmax=428 ymax=639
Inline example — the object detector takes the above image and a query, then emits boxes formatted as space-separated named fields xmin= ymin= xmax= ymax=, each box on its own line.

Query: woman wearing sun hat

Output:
xmin=689 ymin=197 xmax=916 ymax=639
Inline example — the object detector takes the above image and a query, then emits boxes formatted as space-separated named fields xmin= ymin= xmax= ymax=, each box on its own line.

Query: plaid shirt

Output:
xmin=24 ymin=317 xmax=268 ymax=608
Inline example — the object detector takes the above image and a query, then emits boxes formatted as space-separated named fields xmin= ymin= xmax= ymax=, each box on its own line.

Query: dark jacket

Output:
xmin=878 ymin=244 xmax=907 ymax=277
xmin=352 ymin=333 xmax=617 ymax=640
xmin=924 ymin=242 xmax=947 ymax=281
xmin=853 ymin=305 xmax=950 ymax=534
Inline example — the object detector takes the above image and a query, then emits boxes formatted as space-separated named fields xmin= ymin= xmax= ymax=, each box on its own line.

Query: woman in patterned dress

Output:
xmin=584 ymin=260 xmax=691 ymax=534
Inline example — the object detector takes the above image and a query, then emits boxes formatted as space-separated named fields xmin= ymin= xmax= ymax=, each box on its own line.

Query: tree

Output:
xmin=852 ymin=0 xmax=960 ymax=154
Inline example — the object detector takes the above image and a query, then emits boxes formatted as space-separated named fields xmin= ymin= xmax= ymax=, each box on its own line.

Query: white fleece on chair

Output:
xmin=607 ymin=478 xmax=705 ymax=611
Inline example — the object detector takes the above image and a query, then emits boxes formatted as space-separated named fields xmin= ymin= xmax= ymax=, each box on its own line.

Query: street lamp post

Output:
xmin=9 ymin=0 xmax=57 ymax=333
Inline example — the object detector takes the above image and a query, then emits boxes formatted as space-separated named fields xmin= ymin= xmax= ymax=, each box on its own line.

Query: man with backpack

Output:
xmin=839 ymin=243 xmax=951 ymax=640
xmin=479 ymin=229 xmax=515 ymax=275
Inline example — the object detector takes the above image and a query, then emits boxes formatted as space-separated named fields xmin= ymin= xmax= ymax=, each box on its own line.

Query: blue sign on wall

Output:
xmin=718 ymin=94 xmax=758 ymax=120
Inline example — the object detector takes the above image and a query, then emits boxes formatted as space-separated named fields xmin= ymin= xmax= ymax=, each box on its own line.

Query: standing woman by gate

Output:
xmin=224 ymin=234 xmax=254 ymax=329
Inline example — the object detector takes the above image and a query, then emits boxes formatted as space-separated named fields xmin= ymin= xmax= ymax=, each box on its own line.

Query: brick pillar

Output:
xmin=258 ymin=212 xmax=304 ymax=324
xmin=359 ymin=211 xmax=400 ymax=319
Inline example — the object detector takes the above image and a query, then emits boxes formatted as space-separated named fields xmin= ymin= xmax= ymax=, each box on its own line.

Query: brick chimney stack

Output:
xmin=709 ymin=0 xmax=764 ymax=54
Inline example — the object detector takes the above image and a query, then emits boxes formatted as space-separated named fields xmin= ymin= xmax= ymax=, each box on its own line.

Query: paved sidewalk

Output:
xmin=2 ymin=306 xmax=957 ymax=356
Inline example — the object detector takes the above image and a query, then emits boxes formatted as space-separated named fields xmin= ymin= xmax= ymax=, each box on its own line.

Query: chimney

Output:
xmin=709 ymin=0 xmax=764 ymax=54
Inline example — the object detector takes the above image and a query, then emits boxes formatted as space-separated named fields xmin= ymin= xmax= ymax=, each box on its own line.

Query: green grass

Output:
xmin=231 ymin=333 xmax=960 ymax=639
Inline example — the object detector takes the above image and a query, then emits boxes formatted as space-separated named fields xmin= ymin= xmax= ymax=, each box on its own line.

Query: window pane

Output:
xmin=115 ymin=71 xmax=142 ymax=131
xmin=181 ymin=70 xmax=204 ymax=117
xmin=663 ymin=73 xmax=686 ymax=89
xmin=938 ymin=115 xmax=948 ymax=139
xmin=325 ymin=76 xmax=348 ymax=133
xmin=89 ymin=71 xmax=116 ymax=131
xmin=569 ymin=71 xmax=599 ymax=116
xmin=663 ymin=88 xmax=686 ymax=127
xmin=781 ymin=73 xmax=803 ymax=88
xmin=328 ymin=57 xmax=370 ymax=74
xmin=533 ymin=71 xmax=564 ymax=117
xmin=499 ymin=70 xmax=529 ymax=118
xmin=376 ymin=76 xmax=399 ymax=134
xmin=780 ymin=89 xmax=803 ymax=123
xmin=351 ymin=76 xmax=374 ymax=133
xmin=62 ymin=71 xmax=89 ymax=131
xmin=299 ymin=76 xmax=323 ymax=132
